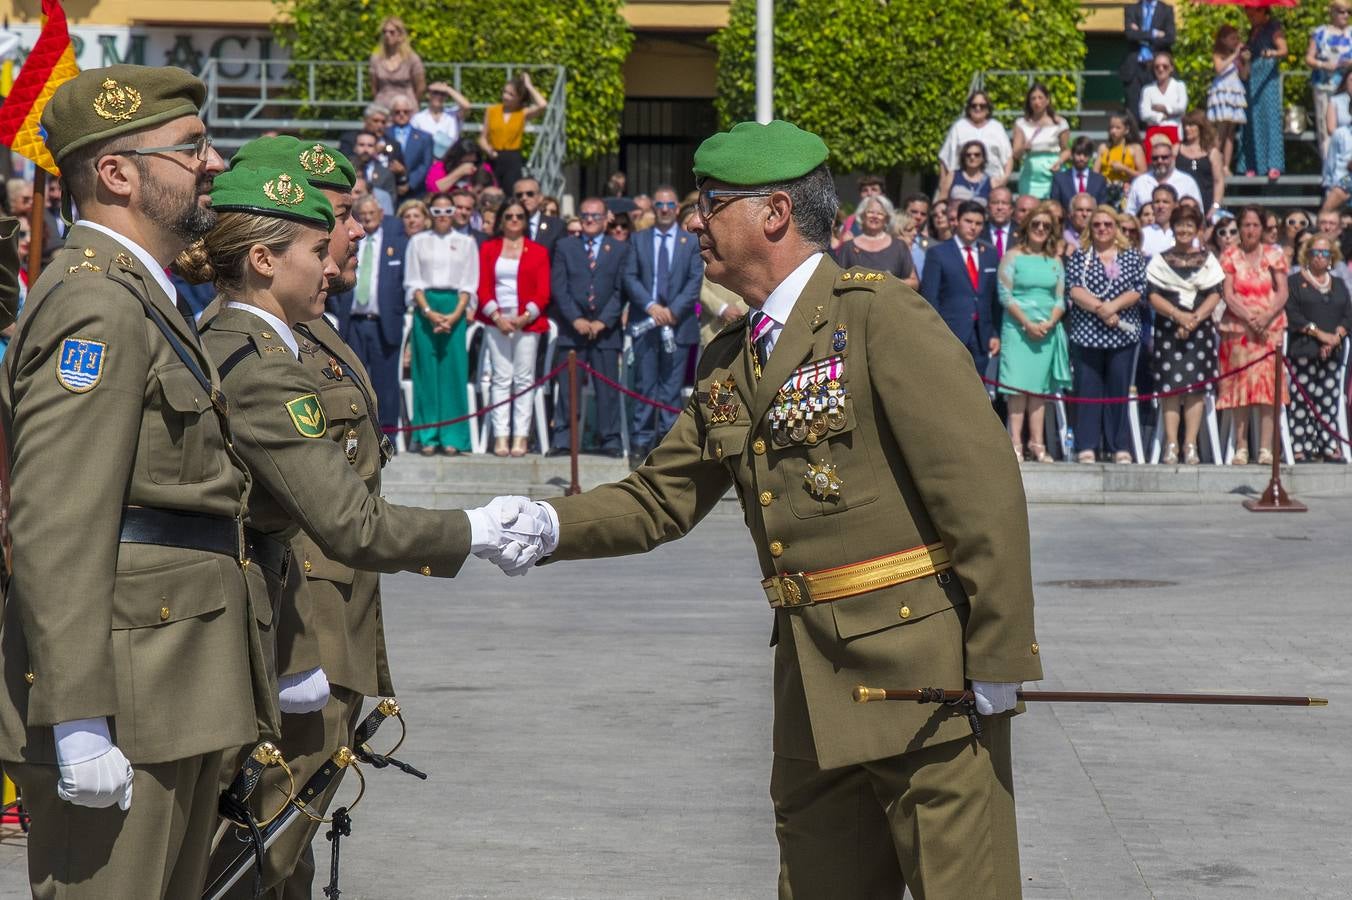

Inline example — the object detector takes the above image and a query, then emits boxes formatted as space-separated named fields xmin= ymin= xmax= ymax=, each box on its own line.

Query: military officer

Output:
xmin=0 ymin=65 xmax=280 ymax=899
xmin=487 ymin=121 xmax=1044 ymax=898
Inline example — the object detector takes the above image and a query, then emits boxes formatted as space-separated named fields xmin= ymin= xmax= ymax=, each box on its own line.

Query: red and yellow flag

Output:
xmin=0 ymin=0 xmax=79 ymax=175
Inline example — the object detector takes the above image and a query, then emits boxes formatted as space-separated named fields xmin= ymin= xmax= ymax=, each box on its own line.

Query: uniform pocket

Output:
xmin=112 ymin=558 xmax=227 ymax=629
xmin=830 ymin=572 xmax=966 ymax=641
xmin=146 ymin=364 xmax=224 ymax=485
xmin=780 ymin=396 xmax=878 ymax=519
xmin=316 ymin=384 xmax=376 ymax=479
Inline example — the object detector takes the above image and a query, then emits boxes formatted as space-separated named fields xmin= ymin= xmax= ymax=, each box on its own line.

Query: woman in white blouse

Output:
xmin=405 ymin=192 xmax=479 ymax=455
xmin=1139 ymin=51 xmax=1188 ymax=145
xmin=937 ymin=90 xmax=1014 ymax=200
xmin=1012 ymin=82 xmax=1070 ymax=200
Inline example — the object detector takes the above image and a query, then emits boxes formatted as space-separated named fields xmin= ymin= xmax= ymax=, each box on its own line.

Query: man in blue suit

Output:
xmin=624 ymin=185 xmax=704 ymax=460
xmin=387 ymin=96 xmax=434 ymax=198
xmin=919 ymin=199 xmax=1001 ymax=373
xmin=1049 ymin=136 xmax=1109 ymax=210
xmin=548 ymin=198 xmax=632 ymax=457
xmin=327 ymin=196 xmax=409 ymax=433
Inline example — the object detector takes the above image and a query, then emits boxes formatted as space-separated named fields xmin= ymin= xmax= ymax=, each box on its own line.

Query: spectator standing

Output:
xmin=984 ymin=186 xmax=1016 ymax=260
xmin=928 ymin=199 xmax=953 ymax=241
xmin=607 ymin=215 xmax=632 ymax=242
xmin=1210 ymin=210 xmax=1240 ymax=256
xmin=1052 ymin=136 xmax=1109 ymax=210
xmin=398 ymin=198 xmax=430 ymax=236
xmin=1062 ymin=192 xmax=1097 ymax=255
xmin=331 ymin=196 xmax=409 ymax=435
xmin=476 ymin=200 xmax=550 ymax=456
xmin=369 ymin=16 xmax=425 ymax=109
xmin=515 ymin=176 xmax=564 ymax=255
xmin=449 ymin=188 xmax=488 ymax=246
xmin=1262 ymin=209 xmax=1282 ymax=247
xmin=835 ymin=194 xmax=919 ymax=289
xmin=1146 ymin=204 xmax=1223 ymax=465
xmin=1286 ymin=234 xmax=1352 ymax=460
xmin=902 ymin=192 xmax=932 ymax=275
xmin=920 ymin=200 xmax=1002 ymax=371
xmin=1097 ymin=112 xmax=1146 ymax=210
xmin=1125 ymin=134 xmax=1202 ymax=215
xmin=624 ymin=185 xmax=703 ymax=460
xmin=948 ymin=141 xmax=994 ymax=207
xmin=1307 ymin=3 xmax=1352 ymax=160
xmin=405 ymin=192 xmax=479 ymax=455
xmin=1138 ymin=52 xmax=1187 ymax=146
xmin=1315 ymin=209 xmax=1352 ymax=291
xmin=479 ymin=73 xmax=547 ymax=193
xmin=1012 ymin=83 xmax=1070 ymax=200
xmin=1208 ymin=25 xmax=1250 ymax=176
xmin=1141 ymin=183 xmax=1181 ymax=259
xmin=840 ymin=174 xmax=884 ymax=236
xmin=386 ymin=95 xmax=434 ymax=198
xmin=1137 ymin=202 xmax=1155 ymax=227
xmin=1013 ymin=192 xmax=1040 ymax=229
xmin=697 ymin=278 xmax=747 ymax=347
xmin=1321 ymin=70 xmax=1352 ymax=190
xmin=1119 ymin=212 xmax=1144 ymax=250
xmin=1283 ymin=209 xmax=1312 ymax=266
xmin=426 ymin=136 xmax=482 ymax=195
xmin=548 ymin=198 xmax=631 ymax=457
xmin=1066 ymin=206 xmax=1145 ymax=463
xmin=1177 ymin=111 xmax=1226 ymax=213
xmin=937 ymin=91 xmax=1013 ymax=199
xmin=351 ymin=131 xmax=397 ymax=215
xmin=996 ymin=203 xmax=1071 ymax=461
xmin=4 ymin=176 xmax=59 ymax=263
xmin=1219 ymin=206 xmax=1289 ymax=464
xmin=412 ymin=81 xmax=471 ymax=159
xmin=1241 ymin=7 xmax=1288 ymax=180
xmin=1121 ymin=0 xmax=1176 ymax=130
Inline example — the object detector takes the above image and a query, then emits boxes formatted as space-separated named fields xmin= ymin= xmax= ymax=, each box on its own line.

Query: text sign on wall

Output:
xmin=3 ymin=25 xmax=289 ymax=83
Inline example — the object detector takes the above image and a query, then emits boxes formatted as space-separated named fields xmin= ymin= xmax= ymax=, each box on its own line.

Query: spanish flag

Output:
xmin=0 ymin=0 xmax=78 ymax=175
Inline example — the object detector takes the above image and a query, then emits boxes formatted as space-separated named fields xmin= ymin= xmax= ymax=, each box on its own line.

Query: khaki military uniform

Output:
xmin=547 ymin=257 xmax=1043 ymax=898
xmin=0 ymin=225 xmax=278 ymax=899
xmin=199 ymin=305 xmax=468 ymax=896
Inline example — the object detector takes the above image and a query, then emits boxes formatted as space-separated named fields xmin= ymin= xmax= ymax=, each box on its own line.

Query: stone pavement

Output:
xmin=1 ymin=500 xmax=1347 ymax=898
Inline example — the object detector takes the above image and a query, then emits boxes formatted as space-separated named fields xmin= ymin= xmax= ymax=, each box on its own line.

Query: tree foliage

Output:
xmin=272 ymin=0 xmax=632 ymax=163
xmin=712 ymin=0 xmax=1087 ymax=172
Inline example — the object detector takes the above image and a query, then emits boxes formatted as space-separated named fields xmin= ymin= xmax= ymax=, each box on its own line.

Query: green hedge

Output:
xmin=273 ymin=0 xmax=632 ymax=163
xmin=712 ymin=0 xmax=1087 ymax=172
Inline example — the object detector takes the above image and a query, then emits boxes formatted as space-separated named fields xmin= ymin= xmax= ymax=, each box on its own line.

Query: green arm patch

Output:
xmin=285 ymin=393 xmax=327 ymax=438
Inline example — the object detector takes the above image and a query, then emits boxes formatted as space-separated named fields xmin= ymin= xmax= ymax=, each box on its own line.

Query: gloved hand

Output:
xmin=971 ymin=681 xmax=1020 ymax=716
xmin=54 ymin=717 xmax=134 ymax=810
xmin=466 ymin=496 xmax=535 ymax=556
xmin=467 ymin=497 xmax=559 ymax=576
xmin=278 ymin=666 xmax=330 ymax=714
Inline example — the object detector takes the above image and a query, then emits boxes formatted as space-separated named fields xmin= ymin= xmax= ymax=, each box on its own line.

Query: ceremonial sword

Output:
xmin=852 ymin=687 xmax=1329 ymax=706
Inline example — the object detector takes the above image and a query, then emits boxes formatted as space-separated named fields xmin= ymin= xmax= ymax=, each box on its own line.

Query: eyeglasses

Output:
xmin=1150 ymin=154 xmax=1172 ymax=162
xmin=963 ymin=152 xmax=985 ymax=159
xmin=968 ymin=102 xmax=990 ymax=111
xmin=609 ymin=221 xmax=631 ymax=231
xmin=1310 ymin=248 xmax=1333 ymax=257
xmin=696 ymin=188 xmax=774 ymax=218
xmin=502 ymin=212 xmax=526 ymax=221
xmin=429 ymin=208 xmax=454 ymax=217
xmin=515 ymin=190 xmax=537 ymax=199
xmin=391 ymin=108 xmax=412 ymax=116
xmin=1122 ymin=227 xmax=1140 ymax=235
xmin=1028 ymin=220 xmax=1052 ymax=232
xmin=579 ymin=212 xmax=606 ymax=221
xmin=1286 ymin=217 xmax=1308 ymax=228
xmin=1153 ymin=64 xmax=1172 ymax=72
xmin=1090 ymin=221 xmax=1117 ymax=230
xmin=653 ymin=201 xmax=678 ymax=210
xmin=1217 ymin=226 xmax=1238 ymax=236
xmin=112 ymin=133 xmax=214 ymax=163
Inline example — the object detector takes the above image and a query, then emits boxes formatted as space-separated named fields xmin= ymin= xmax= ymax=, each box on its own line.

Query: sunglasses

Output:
xmin=653 ymin=201 xmax=678 ymax=210
xmin=579 ymin=212 xmax=606 ymax=221
xmin=1310 ymin=248 xmax=1333 ymax=257
xmin=428 ymin=208 xmax=454 ymax=217
xmin=1216 ymin=226 xmax=1238 ymax=236
xmin=502 ymin=212 xmax=526 ymax=221
xmin=968 ymin=102 xmax=990 ymax=111
xmin=1090 ymin=221 xmax=1117 ymax=230
xmin=1123 ymin=226 xmax=1140 ymax=235
xmin=1029 ymin=220 xmax=1052 ymax=232
xmin=609 ymin=221 xmax=631 ymax=231
xmin=963 ymin=152 xmax=985 ymax=159
xmin=1286 ymin=218 xmax=1308 ymax=228
xmin=1150 ymin=155 xmax=1172 ymax=162
xmin=515 ymin=190 xmax=538 ymax=198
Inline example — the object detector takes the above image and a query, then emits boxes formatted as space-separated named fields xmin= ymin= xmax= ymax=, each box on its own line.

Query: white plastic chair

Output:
xmin=1337 ymin=339 xmax=1352 ymax=464
xmin=397 ymin=311 xmax=415 ymax=453
xmin=1221 ymin=336 xmax=1293 ymax=465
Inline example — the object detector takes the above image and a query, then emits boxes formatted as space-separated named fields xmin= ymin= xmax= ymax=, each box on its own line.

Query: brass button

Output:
xmin=715 ymin=446 xmax=724 ymax=460
xmin=24 ymin=672 xmax=34 ymax=684
xmin=806 ymin=432 xmax=819 ymax=444
xmin=899 ymin=606 xmax=911 ymax=619
xmin=758 ymin=490 xmax=773 ymax=507
xmin=753 ymin=438 xmax=767 ymax=455
xmin=303 ymin=559 xmax=313 ymax=574
xmin=769 ymin=540 xmax=784 ymax=558
xmin=159 ymin=606 xmax=170 ymax=621
xmin=350 ymin=403 xmax=360 ymax=414
xmin=241 ymin=558 xmax=251 ymax=570
xmin=261 ymin=331 xmax=273 ymax=339
xmin=1031 ymin=642 xmax=1040 ymax=655
xmin=83 ymin=247 xmax=96 ymax=258
xmin=420 ymin=565 xmax=431 ymax=576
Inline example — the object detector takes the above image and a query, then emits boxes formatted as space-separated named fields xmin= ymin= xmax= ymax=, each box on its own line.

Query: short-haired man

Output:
xmin=1125 ymin=135 xmax=1201 ymax=215
xmin=350 ymin=131 xmax=397 ymax=215
xmin=920 ymin=199 xmax=1002 ymax=371
xmin=983 ymin=186 xmax=1015 ymax=259
xmin=1051 ymin=136 xmax=1109 ymax=209
xmin=1013 ymin=192 xmax=1040 ymax=228
xmin=1140 ymin=183 xmax=1181 ymax=258
xmin=514 ymin=176 xmax=563 ymax=255
xmin=386 ymin=94 xmax=434 ymax=197
xmin=1064 ymin=192 xmax=1097 ymax=253
xmin=475 ymin=120 xmax=1041 ymax=898
xmin=449 ymin=187 xmax=488 ymax=245
xmin=0 ymin=64 xmax=267 ymax=899
xmin=902 ymin=192 xmax=931 ymax=276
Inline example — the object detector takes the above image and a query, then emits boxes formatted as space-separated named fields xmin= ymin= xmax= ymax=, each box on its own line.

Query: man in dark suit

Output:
xmin=350 ymin=132 xmax=398 ymax=207
xmin=548 ymin=197 xmax=632 ymax=457
xmin=1050 ymin=136 xmax=1110 ymax=209
xmin=919 ymin=200 xmax=1001 ymax=373
xmin=514 ymin=176 xmax=563 ymax=255
xmin=1121 ymin=0 xmax=1176 ymax=129
xmin=449 ymin=188 xmax=488 ymax=245
xmin=327 ymin=195 xmax=408 ymax=433
xmin=982 ymin=186 xmax=1015 ymax=261
xmin=387 ymin=95 xmax=434 ymax=198
xmin=624 ymin=184 xmax=704 ymax=459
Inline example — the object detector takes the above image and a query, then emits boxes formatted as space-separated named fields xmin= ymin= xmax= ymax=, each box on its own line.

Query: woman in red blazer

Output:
xmin=477 ymin=199 xmax=551 ymax=456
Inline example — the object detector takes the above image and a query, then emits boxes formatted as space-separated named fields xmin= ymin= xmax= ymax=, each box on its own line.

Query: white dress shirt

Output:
xmin=754 ymin=252 xmax=825 ymax=359
xmin=225 ymin=302 xmax=299 ymax=358
xmin=74 ymin=219 xmax=176 ymax=301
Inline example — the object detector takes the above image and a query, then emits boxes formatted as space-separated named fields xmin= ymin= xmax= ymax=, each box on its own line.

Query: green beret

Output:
xmin=210 ymin=160 xmax=335 ymax=230
xmin=43 ymin=64 xmax=205 ymax=165
xmin=230 ymin=136 xmax=356 ymax=191
xmin=692 ymin=120 xmax=829 ymax=186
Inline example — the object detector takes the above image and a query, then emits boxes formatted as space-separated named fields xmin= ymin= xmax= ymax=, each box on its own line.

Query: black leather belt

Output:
xmin=352 ymin=313 xmax=381 ymax=321
xmin=119 ymin=506 xmax=291 ymax=580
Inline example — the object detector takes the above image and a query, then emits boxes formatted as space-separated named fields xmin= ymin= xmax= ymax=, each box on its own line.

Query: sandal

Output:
xmin=1027 ymin=442 xmax=1053 ymax=463
xmin=442 ymin=446 xmax=460 ymax=457
xmin=1184 ymin=444 xmax=1200 ymax=466
xmin=1012 ymin=443 xmax=1024 ymax=462
xmin=1163 ymin=443 xmax=1179 ymax=465
xmin=1113 ymin=451 xmax=1133 ymax=465
xmin=510 ymin=436 xmax=529 ymax=457
xmin=1257 ymin=448 xmax=1274 ymax=466
xmin=1231 ymin=448 xmax=1249 ymax=465
xmin=493 ymin=437 xmax=509 ymax=457
xmin=419 ymin=445 xmax=437 ymax=457
xmin=1076 ymin=450 xmax=1097 ymax=464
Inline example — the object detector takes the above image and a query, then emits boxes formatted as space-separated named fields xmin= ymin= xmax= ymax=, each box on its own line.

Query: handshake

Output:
xmin=465 ymin=496 xmax=559 ymax=575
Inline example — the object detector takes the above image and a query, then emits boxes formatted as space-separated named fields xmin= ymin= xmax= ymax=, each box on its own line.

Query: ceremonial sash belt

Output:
xmin=119 ymin=506 xmax=291 ymax=580
xmin=763 ymin=542 xmax=952 ymax=609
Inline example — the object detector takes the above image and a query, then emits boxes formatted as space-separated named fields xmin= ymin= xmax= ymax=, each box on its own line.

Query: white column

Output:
xmin=755 ymin=0 xmax=774 ymax=124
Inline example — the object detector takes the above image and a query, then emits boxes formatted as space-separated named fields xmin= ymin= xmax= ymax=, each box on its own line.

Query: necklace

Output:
xmin=1304 ymin=269 xmax=1332 ymax=293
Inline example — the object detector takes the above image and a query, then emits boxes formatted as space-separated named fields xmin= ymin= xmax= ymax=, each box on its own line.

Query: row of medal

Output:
xmin=770 ymin=356 xmax=849 ymax=447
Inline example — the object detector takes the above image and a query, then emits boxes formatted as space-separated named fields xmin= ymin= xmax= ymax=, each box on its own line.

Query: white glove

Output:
xmin=54 ymin=717 xmax=134 ymax=810
xmin=466 ymin=496 xmax=534 ymax=556
xmin=278 ymin=666 xmax=330 ymax=714
xmin=467 ymin=497 xmax=559 ymax=576
xmin=971 ymin=681 xmax=1020 ymax=716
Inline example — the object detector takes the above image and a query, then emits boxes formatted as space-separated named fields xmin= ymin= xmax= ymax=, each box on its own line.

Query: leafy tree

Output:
xmin=712 ymin=0 xmax=1087 ymax=172
xmin=273 ymin=0 xmax=631 ymax=163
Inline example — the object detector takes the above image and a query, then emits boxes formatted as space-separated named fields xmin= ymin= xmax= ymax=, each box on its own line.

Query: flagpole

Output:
xmin=27 ymin=168 xmax=45 ymax=282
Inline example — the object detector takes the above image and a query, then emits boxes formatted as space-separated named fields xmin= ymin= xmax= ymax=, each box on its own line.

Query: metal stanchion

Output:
xmin=566 ymin=350 xmax=581 ymax=496
xmin=1244 ymin=352 xmax=1307 ymax=512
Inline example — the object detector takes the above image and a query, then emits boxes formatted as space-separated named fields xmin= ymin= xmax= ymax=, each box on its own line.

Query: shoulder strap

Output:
xmin=295 ymin=323 xmax=395 ymax=463
xmin=217 ymin=342 xmax=260 ymax=380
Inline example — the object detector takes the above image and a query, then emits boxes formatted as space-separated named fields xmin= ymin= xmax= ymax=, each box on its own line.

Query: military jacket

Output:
xmin=0 ymin=225 xmax=276 ymax=765
xmin=547 ymin=257 xmax=1043 ymax=768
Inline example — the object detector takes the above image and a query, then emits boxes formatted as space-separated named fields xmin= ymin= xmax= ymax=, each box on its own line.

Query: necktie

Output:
xmin=1077 ymin=172 xmax=1086 ymax=194
xmin=965 ymin=245 xmax=979 ymax=291
xmin=749 ymin=309 xmax=774 ymax=375
xmin=588 ymin=238 xmax=598 ymax=271
xmin=995 ymin=228 xmax=1005 ymax=258
xmin=530 ymin=216 xmax=538 ymax=240
xmin=356 ymin=237 xmax=374 ymax=307
xmin=656 ymin=231 xmax=671 ymax=303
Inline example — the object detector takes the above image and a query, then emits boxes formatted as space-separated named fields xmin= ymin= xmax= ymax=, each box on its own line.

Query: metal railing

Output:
xmin=199 ymin=59 xmax=568 ymax=196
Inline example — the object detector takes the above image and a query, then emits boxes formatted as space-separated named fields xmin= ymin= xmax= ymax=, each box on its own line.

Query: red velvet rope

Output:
xmin=1282 ymin=355 xmax=1352 ymax=449
xmin=979 ymin=350 xmax=1277 ymax=404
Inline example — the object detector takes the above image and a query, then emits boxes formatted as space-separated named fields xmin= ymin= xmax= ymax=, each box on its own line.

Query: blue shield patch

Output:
xmin=57 ymin=339 xmax=107 ymax=393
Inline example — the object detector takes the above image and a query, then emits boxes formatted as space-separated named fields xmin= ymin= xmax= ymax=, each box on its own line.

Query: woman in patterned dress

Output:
xmin=1285 ymin=235 xmax=1352 ymax=461
xmin=1208 ymin=24 xmax=1249 ymax=177
xmin=1219 ymin=205 xmax=1289 ymax=464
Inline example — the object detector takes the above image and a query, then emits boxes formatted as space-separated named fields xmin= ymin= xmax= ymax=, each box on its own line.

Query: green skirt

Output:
xmin=411 ymin=288 xmax=471 ymax=451
xmin=1017 ymin=151 xmax=1059 ymax=200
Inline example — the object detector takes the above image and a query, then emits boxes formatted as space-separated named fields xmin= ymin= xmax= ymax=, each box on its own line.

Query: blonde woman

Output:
xmin=369 ymin=16 xmax=425 ymax=109
xmin=398 ymin=197 xmax=430 ymax=237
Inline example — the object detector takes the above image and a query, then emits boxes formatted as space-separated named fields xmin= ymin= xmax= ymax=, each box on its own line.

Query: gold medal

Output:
xmin=810 ymin=416 xmax=829 ymax=438
xmin=804 ymin=462 xmax=843 ymax=500
xmin=789 ymin=421 xmax=808 ymax=443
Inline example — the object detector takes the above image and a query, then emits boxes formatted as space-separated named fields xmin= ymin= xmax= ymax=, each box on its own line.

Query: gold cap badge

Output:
xmin=93 ymin=78 xmax=143 ymax=122
xmin=263 ymin=172 xmax=305 ymax=207
xmin=299 ymin=143 xmax=337 ymax=176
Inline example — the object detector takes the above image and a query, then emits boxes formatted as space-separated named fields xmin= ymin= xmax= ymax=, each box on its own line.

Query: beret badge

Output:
xmin=93 ymin=78 xmax=143 ymax=122
xmin=263 ymin=172 xmax=305 ymax=207
xmin=299 ymin=143 xmax=337 ymax=176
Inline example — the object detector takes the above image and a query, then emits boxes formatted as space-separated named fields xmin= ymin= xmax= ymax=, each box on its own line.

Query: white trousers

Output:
xmin=484 ymin=328 xmax=539 ymax=438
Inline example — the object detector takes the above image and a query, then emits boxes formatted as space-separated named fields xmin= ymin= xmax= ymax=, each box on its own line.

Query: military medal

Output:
xmin=326 ymin=356 xmax=345 ymax=380
xmin=832 ymin=326 xmax=848 ymax=353
xmin=345 ymin=428 xmax=359 ymax=462
xmin=804 ymin=462 xmax=843 ymax=500
xmin=705 ymin=376 xmax=740 ymax=425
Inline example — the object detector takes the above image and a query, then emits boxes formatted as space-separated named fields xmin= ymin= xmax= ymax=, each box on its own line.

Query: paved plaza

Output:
xmin=1 ymin=498 xmax=1348 ymax=898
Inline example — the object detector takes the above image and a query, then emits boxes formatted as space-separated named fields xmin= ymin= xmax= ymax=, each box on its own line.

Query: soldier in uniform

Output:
xmin=484 ymin=121 xmax=1044 ymax=898
xmin=0 ymin=65 xmax=280 ymax=899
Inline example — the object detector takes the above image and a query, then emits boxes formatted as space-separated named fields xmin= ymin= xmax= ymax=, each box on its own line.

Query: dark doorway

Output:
xmin=580 ymin=98 xmax=719 ymax=199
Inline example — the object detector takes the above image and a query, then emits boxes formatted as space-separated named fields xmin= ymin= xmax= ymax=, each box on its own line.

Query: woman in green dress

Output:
xmin=997 ymin=200 xmax=1072 ymax=461
xmin=1012 ymin=82 xmax=1070 ymax=200
xmin=404 ymin=192 xmax=478 ymax=454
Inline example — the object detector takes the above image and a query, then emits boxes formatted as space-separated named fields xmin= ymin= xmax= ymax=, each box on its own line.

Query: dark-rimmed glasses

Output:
xmin=696 ymin=188 xmax=774 ymax=218
xmin=579 ymin=212 xmax=606 ymax=222
xmin=502 ymin=212 xmax=526 ymax=221
xmin=968 ymin=102 xmax=989 ymax=111
xmin=515 ymin=190 xmax=537 ymax=199
xmin=1028 ymin=220 xmax=1052 ymax=232
xmin=112 ymin=134 xmax=213 ymax=163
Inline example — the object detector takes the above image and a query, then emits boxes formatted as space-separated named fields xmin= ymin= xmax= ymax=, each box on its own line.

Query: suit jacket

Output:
xmin=1050 ymin=168 xmax=1109 ymax=209
xmin=919 ymin=239 xmax=1000 ymax=350
xmin=545 ymin=257 xmax=1041 ymax=768
xmin=981 ymin=222 xmax=1015 ymax=260
xmin=352 ymin=157 xmax=398 ymax=202
xmin=393 ymin=126 xmax=434 ymax=198
xmin=339 ymin=130 xmax=407 ymax=170
xmin=454 ymin=225 xmax=488 ymax=247
xmin=0 ymin=224 xmax=276 ymax=764
xmin=1122 ymin=0 xmax=1176 ymax=74
xmin=528 ymin=213 xmax=565 ymax=255
xmin=475 ymin=237 xmax=552 ymax=333
xmin=330 ymin=218 xmax=409 ymax=348
xmin=550 ymin=234 xmax=631 ymax=350
xmin=624 ymin=225 xmax=704 ymax=346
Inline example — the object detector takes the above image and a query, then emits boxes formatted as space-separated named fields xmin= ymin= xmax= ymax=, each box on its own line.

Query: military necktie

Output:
xmin=749 ymin=309 xmax=774 ymax=377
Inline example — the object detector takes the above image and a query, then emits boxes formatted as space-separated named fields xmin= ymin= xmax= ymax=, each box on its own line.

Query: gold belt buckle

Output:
xmin=774 ymin=573 xmax=812 ymax=608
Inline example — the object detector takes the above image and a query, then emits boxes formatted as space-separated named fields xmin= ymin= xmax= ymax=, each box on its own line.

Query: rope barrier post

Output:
xmin=1244 ymin=352 xmax=1307 ymax=513
xmin=566 ymin=351 xmax=581 ymax=496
